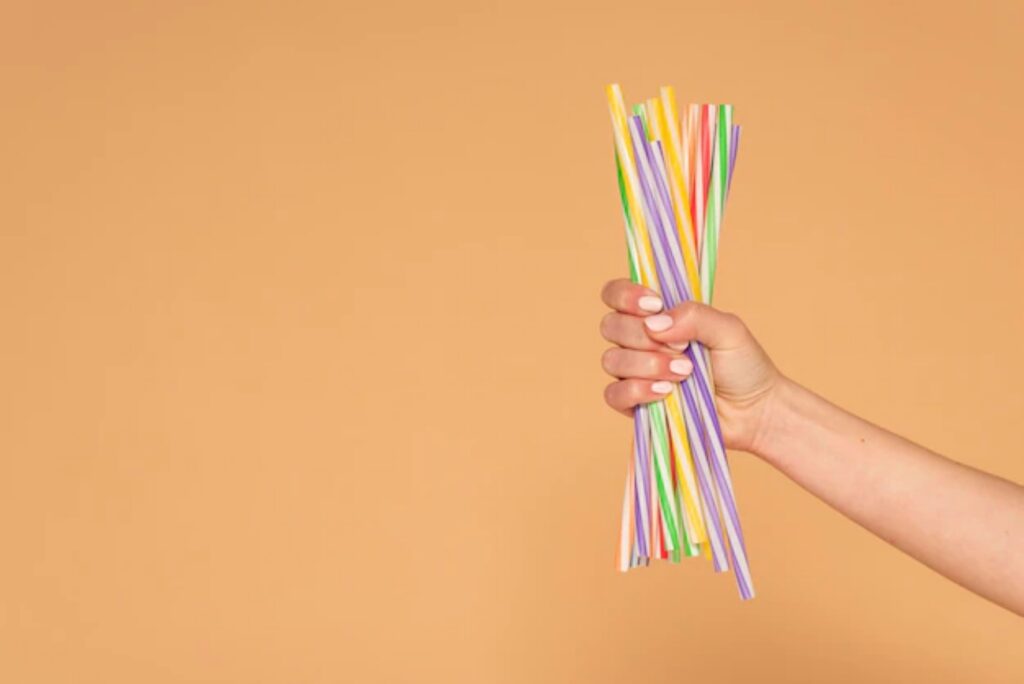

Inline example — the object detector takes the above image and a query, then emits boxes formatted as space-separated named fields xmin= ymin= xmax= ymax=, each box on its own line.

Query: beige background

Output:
xmin=2 ymin=1 xmax=1023 ymax=681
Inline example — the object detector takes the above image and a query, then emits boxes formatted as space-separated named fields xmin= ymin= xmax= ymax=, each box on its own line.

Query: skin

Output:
xmin=599 ymin=278 xmax=1024 ymax=616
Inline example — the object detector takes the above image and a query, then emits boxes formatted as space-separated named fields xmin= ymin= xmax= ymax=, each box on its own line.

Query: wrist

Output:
xmin=748 ymin=375 xmax=807 ymax=466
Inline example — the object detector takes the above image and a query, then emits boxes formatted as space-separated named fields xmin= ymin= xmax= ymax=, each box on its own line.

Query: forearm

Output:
xmin=754 ymin=378 xmax=1024 ymax=615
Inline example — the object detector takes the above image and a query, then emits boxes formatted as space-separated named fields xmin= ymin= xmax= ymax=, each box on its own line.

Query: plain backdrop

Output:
xmin=2 ymin=1 xmax=1023 ymax=682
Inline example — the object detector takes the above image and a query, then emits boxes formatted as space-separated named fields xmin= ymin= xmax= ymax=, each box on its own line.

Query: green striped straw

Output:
xmin=704 ymin=104 xmax=732 ymax=302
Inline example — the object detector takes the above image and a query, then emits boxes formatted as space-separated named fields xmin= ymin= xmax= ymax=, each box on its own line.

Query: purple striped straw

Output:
xmin=633 ymin=405 xmax=651 ymax=559
xmin=728 ymin=125 xmax=740 ymax=196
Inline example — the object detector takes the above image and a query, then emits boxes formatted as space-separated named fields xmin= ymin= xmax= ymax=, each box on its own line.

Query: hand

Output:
xmin=599 ymin=278 xmax=784 ymax=452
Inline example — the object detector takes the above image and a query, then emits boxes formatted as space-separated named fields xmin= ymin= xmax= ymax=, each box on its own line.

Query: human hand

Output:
xmin=599 ymin=278 xmax=784 ymax=453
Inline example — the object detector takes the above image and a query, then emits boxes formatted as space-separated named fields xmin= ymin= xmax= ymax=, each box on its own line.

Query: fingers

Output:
xmin=641 ymin=301 xmax=748 ymax=351
xmin=601 ymin=278 xmax=664 ymax=315
xmin=599 ymin=312 xmax=667 ymax=351
xmin=601 ymin=348 xmax=693 ymax=380
xmin=599 ymin=280 xmax=723 ymax=418
xmin=604 ymin=379 xmax=679 ymax=415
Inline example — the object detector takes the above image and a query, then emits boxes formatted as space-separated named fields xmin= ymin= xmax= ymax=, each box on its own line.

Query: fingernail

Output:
xmin=651 ymin=381 xmax=674 ymax=394
xmin=667 ymin=341 xmax=689 ymax=351
xmin=669 ymin=359 xmax=693 ymax=376
xmin=638 ymin=296 xmax=663 ymax=313
xmin=644 ymin=314 xmax=673 ymax=332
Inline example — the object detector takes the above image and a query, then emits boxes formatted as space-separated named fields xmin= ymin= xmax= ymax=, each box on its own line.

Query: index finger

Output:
xmin=600 ymin=278 xmax=664 ymax=315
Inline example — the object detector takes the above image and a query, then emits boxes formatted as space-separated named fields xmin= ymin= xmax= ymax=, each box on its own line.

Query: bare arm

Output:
xmin=757 ymin=378 xmax=1024 ymax=614
xmin=599 ymin=278 xmax=1024 ymax=615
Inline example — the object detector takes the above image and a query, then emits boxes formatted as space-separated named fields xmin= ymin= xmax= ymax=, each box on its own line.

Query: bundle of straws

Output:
xmin=606 ymin=84 xmax=753 ymax=599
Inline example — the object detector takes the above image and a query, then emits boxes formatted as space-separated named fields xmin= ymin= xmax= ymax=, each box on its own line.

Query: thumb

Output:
xmin=642 ymin=301 xmax=748 ymax=350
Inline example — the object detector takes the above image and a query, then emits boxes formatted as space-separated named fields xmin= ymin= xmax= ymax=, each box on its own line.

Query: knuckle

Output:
xmin=601 ymin=347 xmax=621 ymax=373
xmin=722 ymin=311 xmax=747 ymax=336
xmin=599 ymin=312 xmax=616 ymax=339
xmin=643 ymin=352 xmax=661 ymax=376
xmin=601 ymin=278 xmax=630 ymax=307
xmin=675 ymin=300 xmax=699 ymax=323
xmin=603 ymin=382 xmax=619 ymax=407
xmin=627 ymin=379 xmax=647 ymax=403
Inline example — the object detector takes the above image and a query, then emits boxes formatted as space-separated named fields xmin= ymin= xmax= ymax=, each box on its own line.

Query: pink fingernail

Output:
xmin=669 ymin=359 xmax=692 ymax=376
xmin=638 ymin=296 xmax=663 ymax=313
xmin=667 ymin=341 xmax=689 ymax=351
xmin=644 ymin=314 xmax=673 ymax=332
xmin=651 ymin=381 xmax=674 ymax=394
